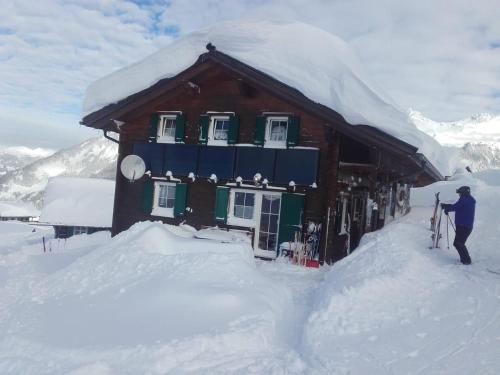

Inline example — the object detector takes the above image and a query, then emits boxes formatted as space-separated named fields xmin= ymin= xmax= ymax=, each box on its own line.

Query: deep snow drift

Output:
xmin=1 ymin=172 xmax=499 ymax=374
xmin=83 ymin=20 xmax=449 ymax=176
xmin=305 ymin=171 xmax=500 ymax=374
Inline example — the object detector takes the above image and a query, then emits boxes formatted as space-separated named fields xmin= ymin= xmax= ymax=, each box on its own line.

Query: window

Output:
xmin=73 ymin=226 xmax=88 ymax=236
xmin=228 ymin=189 xmax=256 ymax=226
xmin=258 ymin=194 xmax=281 ymax=251
xmin=213 ymin=118 xmax=230 ymax=141
xmin=265 ymin=116 xmax=288 ymax=148
xmin=234 ymin=192 xmax=255 ymax=220
xmin=152 ymin=181 xmax=176 ymax=217
xmin=157 ymin=115 xmax=176 ymax=143
xmin=208 ymin=115 xmax=230 ymax=145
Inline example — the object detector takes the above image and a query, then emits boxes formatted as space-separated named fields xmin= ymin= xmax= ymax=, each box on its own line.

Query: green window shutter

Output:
xmin=199 ymin=114 xmax=210 ymax=145
xmin=175 ymin=113 xmax=186 ymax=143
xmin=142 ymin=179 xmax=154 ymax=214
xmin=174 ymin=183 xmax=188 ymax=217
xmin=287 ymin=115 xmax=300 ymax=148
xmin=214 ymin=186 xmax=230 ymax=223
xmin=148 ymin=113 xmax=159 ymax=141
xmin=254 ymin=116 xmax=266 ymax=146
xmin=278 ymin=193 xmax=305 ymax=245
xmin=228 ymin=114 xmax=239 ymax=145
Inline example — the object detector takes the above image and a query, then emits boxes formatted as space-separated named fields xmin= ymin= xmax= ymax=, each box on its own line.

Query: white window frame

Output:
xmin=152 ymin=181 xmax=176 ymax=218
xmin=207 ymin=115 xmax=230 ymax=146
xmin=227 ymin=188 xmax=282 ymax=259
xmin=157 ymin=114 xmax=177 ymax=144
xmin=228 ymin=189 xmax=257 ymax=227
xmin=264 ymin=116 xmax=288 ymax=149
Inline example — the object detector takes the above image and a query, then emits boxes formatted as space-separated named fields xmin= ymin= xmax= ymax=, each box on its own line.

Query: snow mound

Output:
xmin=0 ymin=221 xmax=294 ymax=373
xmin=39 ymin=176 xmax=114 ymax=227
xmin=83 ymin=20 xmax=449 ymax=175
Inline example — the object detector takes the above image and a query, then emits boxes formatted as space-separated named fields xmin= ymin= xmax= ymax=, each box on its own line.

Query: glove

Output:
xmin=440 ymin=203 xmax=449 ymax=215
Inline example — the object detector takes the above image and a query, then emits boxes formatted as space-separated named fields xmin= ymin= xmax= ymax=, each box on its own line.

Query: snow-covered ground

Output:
xmin=0 ymin=171 xmax=499 ymax=374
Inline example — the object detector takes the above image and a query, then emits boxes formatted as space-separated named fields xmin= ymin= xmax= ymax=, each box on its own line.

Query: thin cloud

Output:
xmin=1 ymin=0 xmax=499 ymax=149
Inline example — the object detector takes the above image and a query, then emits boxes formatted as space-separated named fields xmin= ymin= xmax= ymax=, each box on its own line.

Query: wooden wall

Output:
xmin=112 ymin=66 xmax=333 ymax=235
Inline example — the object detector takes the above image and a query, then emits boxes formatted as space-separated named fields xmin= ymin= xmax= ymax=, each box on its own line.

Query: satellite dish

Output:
xmin=120 ymin=154 xmax=146 ymax=182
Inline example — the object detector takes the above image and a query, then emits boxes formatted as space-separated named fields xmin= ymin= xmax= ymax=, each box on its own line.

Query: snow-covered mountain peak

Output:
xmin=408 ymin=109 xmax=500 ymax=173
xmin=409 ymin=109 xmax=500 ymax=147
xmin=0 ymin=137 xmax=117 ymax=206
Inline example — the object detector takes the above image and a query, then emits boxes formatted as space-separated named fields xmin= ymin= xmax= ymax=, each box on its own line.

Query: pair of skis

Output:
xmin=430 ymin=192 xmax=443 ymax=248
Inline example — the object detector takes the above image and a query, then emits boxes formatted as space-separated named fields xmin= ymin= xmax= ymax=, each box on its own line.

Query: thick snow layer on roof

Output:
xmin=0 ymin=201 xmax=39 ymax=218
xmin=83 ymin=20 xmax=449 ymax=175
xmin=39 ymin=177 xmax=114 ymax=227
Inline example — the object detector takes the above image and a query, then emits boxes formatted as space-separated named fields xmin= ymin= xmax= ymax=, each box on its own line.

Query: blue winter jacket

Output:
xmin=445 ymin=195 xmax=476 ymax=229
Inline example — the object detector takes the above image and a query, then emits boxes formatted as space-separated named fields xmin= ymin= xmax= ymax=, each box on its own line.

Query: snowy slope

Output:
xmin=0 ymin=172 xmax=499 ymax=374
xmin=0 ymin=222 xmax=295 ymax=374
xmin=83 ymin=20 xmax=449 ymax=176
xmin=410 ymin=110 xmax=500 ymax=172
xmin=0 ymin=146 xmax=54 ymax=177
xmin=305 ymin=171 xmax=500 ymax=374
xmin=0 ymin=137 xmax=117 ymax=206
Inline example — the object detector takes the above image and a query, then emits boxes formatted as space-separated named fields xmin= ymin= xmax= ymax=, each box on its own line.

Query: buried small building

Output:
xmin=0 ymin=201 xmax=40 ymax=222
xmin=81 ymin=21 xmax=445 ymax=263
xmin=39 ymin=177 xmax=115 ymax=238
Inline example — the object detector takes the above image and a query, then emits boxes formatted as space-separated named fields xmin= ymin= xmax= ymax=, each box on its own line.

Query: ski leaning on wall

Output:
xmin=430 ymin=192 xmax=442 ymax=248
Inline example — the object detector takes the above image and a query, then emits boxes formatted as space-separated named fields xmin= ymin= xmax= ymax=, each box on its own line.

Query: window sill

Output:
xmin=263 ymin=141 xmax=286 ymax=149
xmin=207 ymin=140 xmax=229 ymax=146
xmin=156 ymin=137 xmax=176 ymax=144
xmin=151 ymin=206 xmax=174 ymax=218
xmin=227 ymin=216 xmax=256 ymax=228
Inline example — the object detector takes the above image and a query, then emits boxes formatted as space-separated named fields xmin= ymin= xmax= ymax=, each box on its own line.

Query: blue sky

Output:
xmin=1 ymin=0 xmax=499 ymax=150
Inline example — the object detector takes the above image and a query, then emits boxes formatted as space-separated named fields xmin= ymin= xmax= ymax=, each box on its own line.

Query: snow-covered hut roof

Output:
xmin=82 ymin=20 xmax=449 ymax=176
xmin=39 ymin=177 xmax=114 ymax=228
xmin=0 ymin=201 xmax=40 ymax=218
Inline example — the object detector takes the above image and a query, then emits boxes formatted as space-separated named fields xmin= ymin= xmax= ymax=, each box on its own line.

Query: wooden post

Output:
xmin=320 ymin=130 xmax=340 ymax=264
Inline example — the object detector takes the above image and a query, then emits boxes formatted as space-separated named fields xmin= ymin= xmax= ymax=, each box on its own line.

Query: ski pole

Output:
xmin=447 ymin=215 xmax=456 ymax=233
xmin=446 ymin=213 xmax=450 ymax=249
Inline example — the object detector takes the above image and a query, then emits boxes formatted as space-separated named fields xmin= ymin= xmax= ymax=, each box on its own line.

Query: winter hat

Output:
xmin=456 ymin=186 xmax=471 ymax=195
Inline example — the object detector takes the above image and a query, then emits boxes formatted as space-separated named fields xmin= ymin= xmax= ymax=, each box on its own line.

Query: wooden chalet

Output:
xmin=39 ymin=177 xmax=115 ymax=239
xmin=81 ymin=45 xmax=442 ymax=264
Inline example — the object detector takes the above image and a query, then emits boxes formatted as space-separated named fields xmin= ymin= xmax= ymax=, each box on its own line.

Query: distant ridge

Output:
xmin=0 ymin=137 xmax=117 ymax=206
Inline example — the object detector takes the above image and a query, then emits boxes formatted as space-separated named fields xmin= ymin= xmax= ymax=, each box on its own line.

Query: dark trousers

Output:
xmin=454 ymin=225 xmax=472 ymax=264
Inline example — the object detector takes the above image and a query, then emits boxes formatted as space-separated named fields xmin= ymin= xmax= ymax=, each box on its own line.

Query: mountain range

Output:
xmin=409 ymin=110 xmax=500 ymax=173
xmin=0 ymin=137 xmax=117 ymax=206
xmin=0 ymin=111 xmax=499 ymax=206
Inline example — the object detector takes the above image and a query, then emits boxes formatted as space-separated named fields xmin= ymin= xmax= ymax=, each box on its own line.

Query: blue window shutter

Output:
xmin=214 ymin=186 xmax=230 ymax=223
xmin=174 ymin=183 xmax=188 ymax=217
xmin=148 ymin=113 xmax=159 ymax=141
xmin=228 ymin=114 xmax=239 ymax=145
xmin=199 ymin=114 xmax=210 ymax=145
xmin=142 ymin=179 xmax=154 ymax=214
xmin=254 ymin=116 xmax=266 ymax=146
xmin=287 ymin=116 xmax=300 ymax=148
xmin=175 ymin=113 xmax=186 ymax=143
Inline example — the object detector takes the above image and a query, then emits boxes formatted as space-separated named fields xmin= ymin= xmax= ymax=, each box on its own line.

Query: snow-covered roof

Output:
xmin=39 ymin=177 xmax=114 ymax=227
xmin=0 ymin=201 xmax=40 ymax=218
xmin=83 ymin=20 xmax=449 ymax=176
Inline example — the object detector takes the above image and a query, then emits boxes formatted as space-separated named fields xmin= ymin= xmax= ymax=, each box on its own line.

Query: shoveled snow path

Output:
xmin=256 ymin=260 xmax=326 ymax=353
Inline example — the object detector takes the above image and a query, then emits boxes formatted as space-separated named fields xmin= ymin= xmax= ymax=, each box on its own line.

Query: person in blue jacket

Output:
xmin=441 ymin=186 xmax=476 ymax=265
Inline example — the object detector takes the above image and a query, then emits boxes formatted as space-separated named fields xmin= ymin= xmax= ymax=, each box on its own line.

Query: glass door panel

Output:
xmin=258 ymin=194 xmax=281 ymax=252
